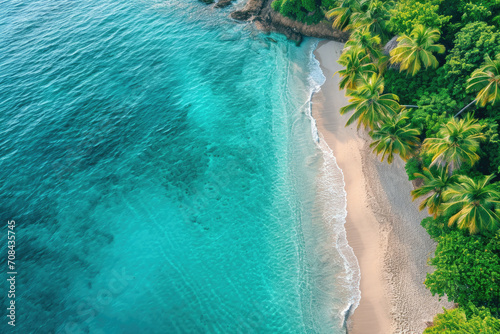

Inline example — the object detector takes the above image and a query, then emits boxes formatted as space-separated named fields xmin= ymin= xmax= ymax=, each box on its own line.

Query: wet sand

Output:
xmin=313 ymin=40 xmax=452 ymax=334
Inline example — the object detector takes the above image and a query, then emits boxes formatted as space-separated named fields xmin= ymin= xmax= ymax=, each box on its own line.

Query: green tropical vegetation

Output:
xmin=273 ymin=0 xmax=500 ymax=326
xmin=347 ymin=0 xmax=393 ymax=42
xmin=325 ymin=0 xmax=360 ymax=30
xmin=345 ymin=28 xmax=383 ymax=62
xmin=467 ymin=54 xmax=500 ymax=107
xmin=337 ymin=47 xmax=377 ymax=89
xmin=369 ymin=110 xmax=420 ymax=163
xmin=411 ymin=167 xmax=455 ymax=218
xmin=271 ymin=0 xmax=337 ymax=25
xmin=425 ymin=231 xmax=500 ymax=316
xmin=340 ymin=73 xmax=399 ymax=129
xmin=424 ymin=307 xmax=500 ymax=333
xmin=388 ymin=0 xmax=451 ymax=35
xmin=440 ymin=174 xmax=500 ymax=234
xmin=389 ymin=25 xmax=445 ymax=76
xmin=271 ymin=0 xmax=324 ymax=24
xmin=422 ymin=115 xmax=486 ymax=170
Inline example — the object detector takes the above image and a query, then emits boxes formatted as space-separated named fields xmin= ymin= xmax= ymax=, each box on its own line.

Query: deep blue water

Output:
xmin=0 ymin=1 xmax=357 ymax=333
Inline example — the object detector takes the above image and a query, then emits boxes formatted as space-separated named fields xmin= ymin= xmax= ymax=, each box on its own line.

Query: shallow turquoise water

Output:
xmin=0 ymin=1 xmax=356 ymax=333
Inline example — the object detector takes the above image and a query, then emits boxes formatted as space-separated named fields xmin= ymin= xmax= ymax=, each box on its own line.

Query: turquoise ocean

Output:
xmin=0 ymin=0 xmax=359 ymax=333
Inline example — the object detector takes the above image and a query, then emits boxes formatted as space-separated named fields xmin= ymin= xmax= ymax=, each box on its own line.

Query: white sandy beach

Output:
xmin=313 ymin=40 xmax=453 ymax=334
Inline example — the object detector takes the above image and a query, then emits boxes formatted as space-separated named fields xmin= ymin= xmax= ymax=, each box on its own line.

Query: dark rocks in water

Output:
xmin=230 ymin=0 xmax=348 ymax=45
xmin=215 ymin=0 xmax=233 ymax=8
xmin=199 ymin=0 xmax=233 ymax=7
xmin=254 ymin=12 xmax=303 ymax=46
xmin=231 ymin=10 xmax=253 ymax=21
xmin=268 ymin=25 xmax=302 ymax=45
xmin=230 ymin=0 xmax=265 ymax=21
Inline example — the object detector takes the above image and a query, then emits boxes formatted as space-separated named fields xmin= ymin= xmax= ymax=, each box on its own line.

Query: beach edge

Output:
xmin=312 ymin=40 xmax=453 ymax=334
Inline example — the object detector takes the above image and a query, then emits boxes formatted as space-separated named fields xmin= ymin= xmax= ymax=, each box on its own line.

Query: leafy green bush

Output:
xmin=424 ymin=307 xmax=500 ymax=333
xmin=425 ymin=231 xmax=500 ymax=316
xmin=384 ymin=67 xmax=438 ymax=105
xmin=301 ymin=0 xmax=317 ymax=12
xmin=404 ymin=157 xmax=421 ymax=181
xmin=421 ymin=216 xmax=452 ymax=239
xmin=436 ymin=0 xmax=500 ymax=35
xmin=271 ymin=0 xmax=282 ymax=11
xmin=271 ymin=0 xmax=324 ymax=25
xmin=321 ymin=0 xmax=336 ymax=10
xmin=389 ymin=0 xmax=451 ymax=35
xmin=443 ymin=21 xmax=500 ymax=102
xmin=461 ymin=3 xmax=493 ymax=25
xmin=473 ymin=119 xmax=500 ymax=175
xmin=480 ymin=140 xmax=500 ymax=175
xmin=409 ymin=93 xmax=451 ymax=137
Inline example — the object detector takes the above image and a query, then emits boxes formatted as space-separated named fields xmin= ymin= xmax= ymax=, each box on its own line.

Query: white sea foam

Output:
xmin=304 ymin=39 xmax=361 ymax=330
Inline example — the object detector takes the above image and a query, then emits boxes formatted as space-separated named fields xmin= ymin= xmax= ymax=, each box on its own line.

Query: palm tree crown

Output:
xmin=369 ymin=111 xmax=421 ymax=163
xmin=337 ymin=47 xmax=377 ymax=89
xmin=440 ymin=174 xmax=500 ymax=235
xmin=345 ymin=29 xmax=382 ymax=62
xmin=422 ymin=115 xmax=486 ymax=170
xmin=340 ymin=74 xmax=400 ymax=129
xmin=325 ymin=0 xmax=361 ymax=31
xmin=467 ymin=54 xmax=500 ymax=107
xmin=390 ymin=25 xmax=445 ymax=76
xmin=411 ymin=167 xmax=456 ymax=217
xmin=348 ymin=0 xmax=393 ymax=42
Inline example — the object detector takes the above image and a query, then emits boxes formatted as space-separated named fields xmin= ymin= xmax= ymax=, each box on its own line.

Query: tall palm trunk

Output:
xmin=454 ymin=99 xmax=476 ymax=118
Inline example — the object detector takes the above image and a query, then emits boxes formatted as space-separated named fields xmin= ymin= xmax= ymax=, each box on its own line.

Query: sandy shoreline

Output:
xmin=312 ymin=40 xmax=453 ymax=333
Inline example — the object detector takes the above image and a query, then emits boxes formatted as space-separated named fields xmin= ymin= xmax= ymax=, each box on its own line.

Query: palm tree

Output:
xmin=467 ymin=54 xmax=500 ymax=107
xmin=344 ymin=29 xmax=389 ymax=73
xmin=348 ymin=0 xmax=393 ymax=43
xmin=337 ymin=47 xmax=377 ymax=89
xmin=422 ymin=115 xmax=486 ymax=171
xmin=345 ymin=29 xmax=381 ymax=60
xmin=440 ymin=174 xmax=500 ymax=235
xmin=389 ymin=25 xmax=445 ymax=76
xmin=340 ymin=74 xmax=400 ymax=129
xmin=325 ymin=0 xmax=361 ymax=31
xmin=369 ymin=111 xmax=421 ymax=163
xmin=411 ymin=167 xmax=456 ymax=218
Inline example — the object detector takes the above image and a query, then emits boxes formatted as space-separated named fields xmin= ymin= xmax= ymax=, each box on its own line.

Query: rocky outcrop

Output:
xmin=383 ymin=35 xmax=399 ymax=56
xmin=233 ymin=0 xmax=348 ymax=45
xmin=215 ymin=0 xmax=234 ymax=8
xmin=230 ymin=0 xmax=265 ymax=21
xmin=255 ymin=1 xmax=349 ymax=45
xmin=204 ymin=0 xmax=349 ymax=45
